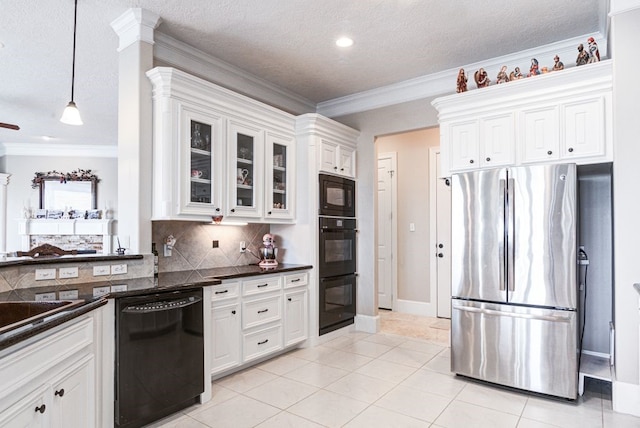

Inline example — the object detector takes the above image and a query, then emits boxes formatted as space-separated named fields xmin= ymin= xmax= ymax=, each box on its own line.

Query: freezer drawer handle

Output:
xmin=455 ymin=305 xmax=572 ymax=322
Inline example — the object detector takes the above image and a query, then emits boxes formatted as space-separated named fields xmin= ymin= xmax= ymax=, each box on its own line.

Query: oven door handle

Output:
xmin=122 ymin=296 xmax=202 ymax=314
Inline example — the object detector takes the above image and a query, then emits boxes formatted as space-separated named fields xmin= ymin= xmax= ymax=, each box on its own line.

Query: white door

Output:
xmin=435 ymin=152 xmax=452 ymax=318
xmin=377 ymin=153 xmax=396 ymax=310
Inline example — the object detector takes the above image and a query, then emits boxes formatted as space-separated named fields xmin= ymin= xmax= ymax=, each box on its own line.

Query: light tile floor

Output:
xmin=149 ymin=313 xmax=640 ymax=428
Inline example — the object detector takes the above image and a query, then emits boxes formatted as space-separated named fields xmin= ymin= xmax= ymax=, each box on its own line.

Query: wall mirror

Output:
xmin=32 ymin=169 xmax=98 ymax=211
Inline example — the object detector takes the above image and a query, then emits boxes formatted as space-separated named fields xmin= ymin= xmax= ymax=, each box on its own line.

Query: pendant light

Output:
xmin=60 ymin=0 xmax=83 ymax=125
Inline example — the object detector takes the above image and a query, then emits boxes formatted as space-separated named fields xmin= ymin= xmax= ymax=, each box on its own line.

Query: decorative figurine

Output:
xmin=496 ymin=65 xmax=509 ymax=84
xmin=474 ymin=68 xmax=490 ymax=88
xmin=509 ymin=67 xmax=524 ymax=81
xmin=456 ymin=68 xmax=468 ymax=93
xmin=576 ymin=44 xmax=589 ymax=66
xmin=587 ymin=37 xmax=600 ymax=63
xmin=528 ymin=58 xmax=540 ymax=77
xmin=552 ymin=55 xmax=564 ymax=71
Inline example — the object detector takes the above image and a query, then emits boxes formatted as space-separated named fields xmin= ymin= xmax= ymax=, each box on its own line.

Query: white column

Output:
xmin=110 ymin=9 xmax=161 ymax=254
xmin=0 ymin=173 xmax=10 ymax=255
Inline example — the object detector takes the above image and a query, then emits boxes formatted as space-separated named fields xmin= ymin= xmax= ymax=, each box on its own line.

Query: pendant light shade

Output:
xmin=60 ymin=0 xmax=83 ymax=125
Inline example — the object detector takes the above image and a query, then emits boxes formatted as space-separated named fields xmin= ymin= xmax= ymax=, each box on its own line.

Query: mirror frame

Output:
xmin=31 ymin=169 xmax=99 ymax=210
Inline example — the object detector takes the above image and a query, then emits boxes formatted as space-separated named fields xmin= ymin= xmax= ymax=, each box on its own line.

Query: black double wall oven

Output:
xmin=319 ymin=174 xmax=357 ymax=336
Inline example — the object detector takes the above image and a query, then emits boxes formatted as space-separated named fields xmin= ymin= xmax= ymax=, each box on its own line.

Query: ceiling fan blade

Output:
xmin=0 ymin=122 xmax=20 ymax=130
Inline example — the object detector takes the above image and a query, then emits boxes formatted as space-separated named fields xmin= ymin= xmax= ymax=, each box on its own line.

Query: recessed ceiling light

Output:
xmin=336 ymin=37 xmax=354 ymax=48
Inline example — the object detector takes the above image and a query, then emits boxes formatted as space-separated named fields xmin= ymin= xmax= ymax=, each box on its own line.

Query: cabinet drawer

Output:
xmin=242 ymin=295 xmax=282 ymax=329
xmin=242 ymin=276 xmax=281 ymax=296
xmin=284 ymin=272 xmax=308 ymax=289
xmin=243 ymin=325 xmax=283 ymax=362
xmin=211 ymin=282 xmax=240 ymax=302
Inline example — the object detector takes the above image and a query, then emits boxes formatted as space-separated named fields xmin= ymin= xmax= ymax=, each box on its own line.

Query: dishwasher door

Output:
xmin=115 ymin=288 xmax=204 ymax=428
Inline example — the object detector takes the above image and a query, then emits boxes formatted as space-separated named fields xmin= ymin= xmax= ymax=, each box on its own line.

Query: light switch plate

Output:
xmin=93 ymin=265 xmax=110 ymax=276
xmin=93 ymin=286 xmax=111 ymax=298
xmin=35 ymin=292 xmax=56 ymax=301
xmin=59 ymin=289 xmax=79 ymax=300
xmin=59 ymin=267 xmax=79 ymax=279
xmin=35 ymin=268 xmax=56 ymax=281
xmin=111 ymin=264 xmax=127 ymax=275
xmin=111 ymin=284 xmax=128 ymax=293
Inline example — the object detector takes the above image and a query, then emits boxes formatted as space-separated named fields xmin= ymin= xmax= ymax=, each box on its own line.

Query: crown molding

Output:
xmin=0 ymin=143 xmax=118 ymax=158
xmin=317 ymin=32 xmax=607 ymax=118
xmin=609 ymin=0 xmax=640 ymax=15
xmin=153 ymin=32 xmax=316 ymax=115
xmin=110 ymin=8 xmax=161 ymax=52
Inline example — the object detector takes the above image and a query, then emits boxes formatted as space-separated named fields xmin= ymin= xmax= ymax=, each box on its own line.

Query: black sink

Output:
xmin=0 ymin=300 xmax=84 ymax=334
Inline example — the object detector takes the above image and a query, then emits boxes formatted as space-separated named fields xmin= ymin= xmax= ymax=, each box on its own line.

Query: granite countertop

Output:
xmin=0 ymin=253 xmax=144 ymax=267
xmin=0 ymin=263 xmax=312 ymax=351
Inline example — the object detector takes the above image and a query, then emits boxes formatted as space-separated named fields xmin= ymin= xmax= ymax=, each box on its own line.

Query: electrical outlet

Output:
xmin=111 ymin=264 xmax=127 ymax=275
xmin=59 ymin=267 xmax=79 ymax=279
xmin=212 ymin=240 xmax=219 ymax=248
xmin=35 ymin=269 xmax=56 ymax=281
xmin=35 ymin=292 xmax=56 ymax=301
xmin=240 ymin=241 xmax=246 ymax=253
xmin=93 ymin=286 xmax=111 ymax=298
xmin=111 ymin=284 xmax=128 ymax=293
xmin=93 ymin=265 xmax=110 ymax=276
xmin=59 ymin=289 xmax=79 ymax=300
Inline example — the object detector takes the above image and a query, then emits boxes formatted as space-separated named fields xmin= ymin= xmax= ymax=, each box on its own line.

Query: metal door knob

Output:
xmin=437 ymin=253 xmax=444 ymax=258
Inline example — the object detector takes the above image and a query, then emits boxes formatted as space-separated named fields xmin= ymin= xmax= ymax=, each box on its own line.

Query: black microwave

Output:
xmin=319 ymin=174 xmax=356 ymax=217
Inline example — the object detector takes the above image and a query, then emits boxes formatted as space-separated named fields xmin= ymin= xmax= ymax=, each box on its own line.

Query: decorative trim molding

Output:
xmin=395 ymin=299 xmax=437 ymax=317
xmin=354 ymin=314 xmax=379 ymax=334
xmin=0 ymin=143 xmax=117 ymax=158
xmin=609 ymin=0 xmax=640 ymax=15
xmin=110 ymin=8 xmax=161 ymax=52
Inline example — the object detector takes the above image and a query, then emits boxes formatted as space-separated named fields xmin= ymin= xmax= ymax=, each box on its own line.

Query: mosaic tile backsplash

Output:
xmin=152 ymin=221 xmax=271 ymax=273
xmin=30 ymin=235 xmax=103 ymax=252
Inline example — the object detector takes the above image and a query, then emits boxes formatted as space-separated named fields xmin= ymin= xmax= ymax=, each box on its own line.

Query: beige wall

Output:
xmin=376 ymin=128 xmax=440 ymax=303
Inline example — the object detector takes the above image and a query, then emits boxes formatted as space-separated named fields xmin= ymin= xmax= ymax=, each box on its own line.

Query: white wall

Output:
xmin=2 ymin=155 xmax=118 ymax=252
xmin=376 ymin=128 xmax=440 ymax=303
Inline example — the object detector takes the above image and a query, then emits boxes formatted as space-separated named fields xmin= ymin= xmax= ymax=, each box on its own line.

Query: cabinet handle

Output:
xmin=257 ymin=283 xmax=268 ymax=288
xmin=257 ymin=308 xmax=269 ymax=314
xmin=291 ymin=278 xmax=301 ymax=283
xmin=230 ymin=208 xmax=235 ymax=213
xmin=258 ymin=339 xmax=269 ymax=345
xmin=568 ymin=147 xmax=574 ymax=153
xmin=469 ymin=159 xmax=474 ymax=164
xmin=55 ymin=389 xmax=65 ymax=397
xmin=486 ymin=157 xmax=491 ymax=162
xmin=231 ymin=310 xmax=236 ymax=315
xmin=287 ymin=297 xmax=292 ymax=301
xmin=215 ymin=289 xmax=228 ymax=294
xmin=34 ymin=404 xmax=46 ymax=414
xmin=547 ymin=150 xmax=553 ymax=155
xmin=267 ymin=211 xmax=272 ymax=215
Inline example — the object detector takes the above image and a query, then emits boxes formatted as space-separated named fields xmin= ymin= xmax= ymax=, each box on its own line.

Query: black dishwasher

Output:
xmin=115 ymin=288 xmax=204 ymax=428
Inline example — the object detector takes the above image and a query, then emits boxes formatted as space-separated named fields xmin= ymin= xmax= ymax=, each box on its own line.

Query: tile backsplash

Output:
xmin=152 ymin=221 xmax=270 ymax=272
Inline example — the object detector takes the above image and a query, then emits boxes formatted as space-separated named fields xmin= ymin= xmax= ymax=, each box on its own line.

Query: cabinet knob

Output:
xmin=288 ymin=297 xmax=292 ymax=301
xmin=34 ymin=404 xmax=46 ymax=414
xmin=568 ymin=147 xmax=574 ymax=153
xmin=469 ymin=159 xmax=474 ymax=164
xmin=231 ymin=310 xmax=236 ymax=315
xmin=486 ymin=157 xmax=491 ymax=162
xmin=230 ymin=208 xmax=235 ymax=213
xmin=547 ymin=150 xmax=553 ymax=155
xmin=438 ymin=243 xmax=444 ymax=248
xmin=55 ymin=389 xmax=65 ymax=397
xmin=215 ymin=207 xmax=220 ymax=212
xmin=334 ymin=166 xmax=338 ymax=170
xmin=340 ymin=168 xmax=344 ymax=171
xmin=437 ymin=253 xmax=444 ymax=258
xmin=267 ymin=211 xmax=272 ymax=215
xmin=445 ymin=178 xmax=450 ymax=186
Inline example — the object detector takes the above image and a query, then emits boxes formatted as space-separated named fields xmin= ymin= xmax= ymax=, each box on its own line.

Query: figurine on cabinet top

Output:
xmin=576 ymin=43 xmax=589 ymax=66
xmin=474 ymin=68 xmax=490 ymax=88
xmin=552 ymin=55 xmax=564 ymax=71
xmin=509 ymin=67 xmax=524 ymax=81
xmin=456 ymin=68 xmax=468 ymax=93
xmin=528 ymin=58 xmax=540 ymax=77
xmin=496 ymin=65 xmax=509 ymax=84
xmin=587 ymin=37 xmax=600 ymax=63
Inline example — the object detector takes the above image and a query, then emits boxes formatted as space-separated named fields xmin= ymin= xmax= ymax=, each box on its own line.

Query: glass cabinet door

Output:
xmin=228 ymin=120 xmax=263 ymax=218
xmin=190 ymin=119 xmax=213 ymax=204
xmin=265 ymin=133 xmax=295 ymax=220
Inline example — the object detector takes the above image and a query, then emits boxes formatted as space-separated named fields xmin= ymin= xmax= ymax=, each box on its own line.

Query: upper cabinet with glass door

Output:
xmin=265 ymin=133 xmax=295 ymax=221
xmin=228 ymin=120 xmax=264 ymax=219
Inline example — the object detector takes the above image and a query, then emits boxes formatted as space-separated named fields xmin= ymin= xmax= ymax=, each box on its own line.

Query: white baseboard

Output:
xmin=613 ymin=380 xmax=640 ymax=417
xmin=395 ymin=299 xmax=436 ymax=317
xmin=355 ymin=314 xmax=379 ymax=333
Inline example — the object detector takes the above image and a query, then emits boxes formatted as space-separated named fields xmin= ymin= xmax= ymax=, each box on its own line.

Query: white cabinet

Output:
xmin=209 ymin=270 xmax=309 ymax=378
xmin=319 ymin=139 xmax=356 ymax=177
xmin=0 ymin=316 xmax=97 ymax=428
xmin=148 ymin=67 xmax=296 ymax=223
xmin=432 ymin=61 xmax=613 ymax=177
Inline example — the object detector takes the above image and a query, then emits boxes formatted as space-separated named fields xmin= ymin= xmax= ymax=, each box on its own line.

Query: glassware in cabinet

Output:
xmin=189 ymin=119 xmax=213 ymax=204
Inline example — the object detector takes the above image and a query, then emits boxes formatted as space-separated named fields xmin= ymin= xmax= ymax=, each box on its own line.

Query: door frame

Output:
xmin=376 ymin=151 xmax=398 ymax=311
xmin=428 ymin=146 xmax=440 ymax=316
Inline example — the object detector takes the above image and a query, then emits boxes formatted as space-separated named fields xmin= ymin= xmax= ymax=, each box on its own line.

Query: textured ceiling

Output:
xmin=0 ymin=0 xmax=605 ymax=147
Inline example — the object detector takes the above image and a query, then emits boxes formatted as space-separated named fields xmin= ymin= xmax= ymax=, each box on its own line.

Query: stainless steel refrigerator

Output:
xmin=450 ymin=163 xmax=578 ymax=399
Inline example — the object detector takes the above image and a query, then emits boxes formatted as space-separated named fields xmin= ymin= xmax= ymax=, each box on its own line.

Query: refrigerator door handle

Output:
xmin=499 ymin=178 xmax=506 ymax=291
xmin=454 ymin=304 xmax=573 ymax=322
xmin=507 ymin=177 xmax=516 ymax=292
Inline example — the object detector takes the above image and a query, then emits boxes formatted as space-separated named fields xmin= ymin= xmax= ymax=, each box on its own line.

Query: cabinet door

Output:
xmin=562 ymin=97 xmax=605 ymax=159
xmin=284 ymin=288 xmax=308 ymax=347
xmin=228 ymin=120 xmax=264 ymax=218
xmin=179 ymin=108 xmax=224 ymax=217
xmin=449 ymin=121 xmax=479 ymax=171
xmin=520 ymin=106 xmax=560 ymax=163
xmin=51 ymin=357 xmax=94 ymax=428
xmin=480 ymin=113 xmax=515 ymax=168
xmin=211 ymin=302 xmax=241 ymax=375
xmin=265 ymin=133 xmax=295 ymax=221
xmin=338 ymin=145 xmax=356 ymax=177
xmin=0 ymin=385 xmax=49 ymax=427
xmin=319 ymin=140 xmax=339 ymax=173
